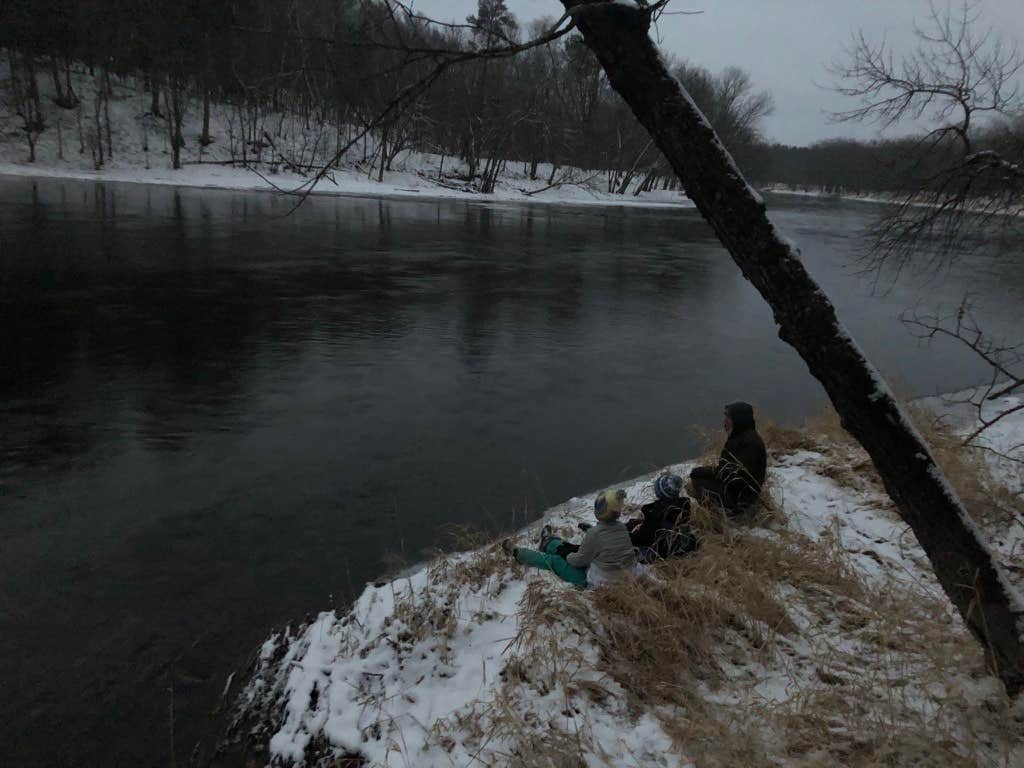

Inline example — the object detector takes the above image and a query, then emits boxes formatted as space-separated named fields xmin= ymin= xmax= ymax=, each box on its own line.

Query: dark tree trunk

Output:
xmin=103 ymin=69 xmax=113 ymax=158
xmin=617 ymin=138 xmax=653 ymax=194
xmin=633 ymin=168 xmax=656 ymax=196
xmin=50 ymin=56 xmax=67 ymax=105
xmin=64 ymin=61 xmax=76 ymax=102
xmin=201 ymin=88 xmax=212 ymax=146
xmin=77 ymin=100 xmax=85 ymax=154
xmin=200 ymin=30 xmax=213 ymax=147
xmin=151 ymin=77 xmax=162 ymax=117
xmin=24 ymin=54 xmax=42 ymax=122
xmin=564 ymin=0 xmax=1024 ymax=695
xmin=165 ymin=81 xmax=185 ymax=170
xmin=93 ymin=86 xmax=104 ymax=168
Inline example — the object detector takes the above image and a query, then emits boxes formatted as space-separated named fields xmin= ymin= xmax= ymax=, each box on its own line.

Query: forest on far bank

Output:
xmin=2 ymin=0 xmax=1022 ymax=196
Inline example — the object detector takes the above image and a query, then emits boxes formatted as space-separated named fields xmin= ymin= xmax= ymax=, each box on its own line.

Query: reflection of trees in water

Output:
xmin=451 ymin=205 xmax=724 ymax=364
xmin=0 ymin=177 xmax=732 ymax=477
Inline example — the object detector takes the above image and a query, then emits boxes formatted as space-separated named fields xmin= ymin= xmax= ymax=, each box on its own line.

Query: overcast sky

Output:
xmin=411 ymin=0 xmax=1024 ymax=146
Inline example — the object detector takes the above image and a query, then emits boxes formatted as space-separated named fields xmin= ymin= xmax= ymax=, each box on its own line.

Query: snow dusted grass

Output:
xmin=0 ymin=63 xmax=692 ymax=210
xmin=227 ymin=403 xmax=1024 ymax=767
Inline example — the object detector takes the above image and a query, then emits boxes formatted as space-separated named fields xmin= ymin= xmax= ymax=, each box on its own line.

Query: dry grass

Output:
xmin=428 ymin=404 xmax=1024 ymax=767
xmin=760 ymin=402 xmax=1024 ymax=534
xmin=579 ymin=516 xmax=1022 ymax=767
xmin=282 ymin=404 xmax=1024 ymax=767
xmin=906 ymin=405 xmax=1024 ymax=533
xmin=759 ymin=411 xmax=885 ymax=498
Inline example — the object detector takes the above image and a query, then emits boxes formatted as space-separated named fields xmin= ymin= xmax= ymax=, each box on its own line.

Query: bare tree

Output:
xmin=834 ymin=1 xmax=1023 ymax=455
xmin=7 ymin=50 xmax=46 ymax=162
xmin=903 ymin=298 xmax=1024 ymax=460
xmin=831 ymin=0 xmax=1024 ymax=277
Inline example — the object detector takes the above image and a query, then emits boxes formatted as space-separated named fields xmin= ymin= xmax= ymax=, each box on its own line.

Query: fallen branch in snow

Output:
xmin=517 ymin=171 xmax=602 ymax=197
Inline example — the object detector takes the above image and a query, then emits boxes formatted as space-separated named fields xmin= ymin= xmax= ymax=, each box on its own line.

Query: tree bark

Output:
xmin=65 ymin=61 xmax=77 ymax=105
xmin=50 ymin=56 xmax=67 ymax=105
xmin=201 ymin=88 xmax=212 ymax=146
xmin=616 ymin=138 xmax=652 ymax=194
xmin=103 ymin=69 xmax=113 ymax=158
xmin=23 ymin=53 xmax=43 ymax=129
xmin=150 ymin=76 xmax=162 ymax=117
xmin=165 ymin=82 xmax=185 ymax=170
xmin=77 ymin=101 xmax=85 ymax=154
xmin=93 ymin=87 xmax=104 ymax=169
xmin=563 ymin=0 xmax=1024 ymax=694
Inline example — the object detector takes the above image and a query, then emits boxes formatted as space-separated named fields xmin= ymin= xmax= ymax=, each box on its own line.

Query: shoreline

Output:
xmin=765 ymin=187 xmax=895 ymax=205
xmin=0 ymin=161 xmax=696 ymax=211
xmin=223 ymin=393 xmax=1024 ymax=767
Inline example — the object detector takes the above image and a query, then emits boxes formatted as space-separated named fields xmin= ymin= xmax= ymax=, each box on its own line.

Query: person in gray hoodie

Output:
xmin=505 ymin=489 xmax=639 ymax=588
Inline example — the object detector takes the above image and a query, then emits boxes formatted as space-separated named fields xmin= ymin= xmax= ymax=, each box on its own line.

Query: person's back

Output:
xmin=690 ymin=401 xmax=768 ymax=512
xmin=629 ymin=474 xmax=697 ymax=559
xmin=508 ymin=489 xmax=638 ymax=588
xmin=566 ymin=519 xmax=637 ymax=587
xmin=718 ymin=403 xmax=767 ymax=509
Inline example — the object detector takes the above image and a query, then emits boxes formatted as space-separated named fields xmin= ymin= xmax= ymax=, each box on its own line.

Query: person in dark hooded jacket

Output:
xmin=689 ymin=402 xmax=767 ymax=513
xmin=626 ymin=474 xmax=698 ymax=561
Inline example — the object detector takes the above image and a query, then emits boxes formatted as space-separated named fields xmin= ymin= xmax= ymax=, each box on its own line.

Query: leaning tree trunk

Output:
xmin=563 ymin=0 xmax=1024 ymax=694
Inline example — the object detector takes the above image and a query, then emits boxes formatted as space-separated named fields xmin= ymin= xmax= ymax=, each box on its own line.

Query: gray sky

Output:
xmin=411 ymin=0 xmax=1024 ymax=146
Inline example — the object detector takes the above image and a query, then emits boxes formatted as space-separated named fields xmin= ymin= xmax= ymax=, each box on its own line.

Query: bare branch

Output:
xmin=903 ymin=297 xmax=1024 ymax=449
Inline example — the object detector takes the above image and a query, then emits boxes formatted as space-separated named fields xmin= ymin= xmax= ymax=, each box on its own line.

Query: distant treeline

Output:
xmin=746 ymin=127 xmax=1024 ymax=194
xmin=3 ymin=0 xmax=1019 ymax=194
xmin=0 ymin=0 xmax=774 ymax=192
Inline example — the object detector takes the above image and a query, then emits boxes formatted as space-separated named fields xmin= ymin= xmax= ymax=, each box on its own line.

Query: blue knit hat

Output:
xmin=654 ymin=474 xmax=683 ymax=501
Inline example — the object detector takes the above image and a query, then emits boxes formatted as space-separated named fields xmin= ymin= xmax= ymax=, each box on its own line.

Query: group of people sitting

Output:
xmin=504 ymin=402 xmax=767 ymax=588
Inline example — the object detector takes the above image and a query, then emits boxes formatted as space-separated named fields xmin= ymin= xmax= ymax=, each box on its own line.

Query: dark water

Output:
xmin=1 ymin=177 xmax=1021 ymax=767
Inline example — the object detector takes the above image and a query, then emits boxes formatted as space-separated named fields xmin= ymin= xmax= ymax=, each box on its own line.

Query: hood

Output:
xmin=725 ymin=401 xmax=756 ymax=433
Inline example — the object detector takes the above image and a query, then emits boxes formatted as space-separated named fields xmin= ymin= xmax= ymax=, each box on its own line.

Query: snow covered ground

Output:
xmin=0 ymin=158 xmax=692 ymax=209
xmin=0 ymin=65 xmax=692 ymax=210
xmin=226 ymin=399 xmax=1024 ymax=767
xmin=766 ymin=184 xmax=1024 ymax=218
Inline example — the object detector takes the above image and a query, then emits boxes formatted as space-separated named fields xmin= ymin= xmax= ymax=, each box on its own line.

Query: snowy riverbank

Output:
xmin=0 ymin=160 xmax=693 ymax=209
xmin=763 ymin=185 xmax=898 ymax=206
xmin=223 ymin=398 xmax=1024 ymax=767
xmin=0 ymin=63 xmax=692 ymax=210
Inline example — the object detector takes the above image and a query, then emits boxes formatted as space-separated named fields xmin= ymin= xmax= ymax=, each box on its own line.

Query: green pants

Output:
xmin=515 ymin=538 xmax=588 ymax=587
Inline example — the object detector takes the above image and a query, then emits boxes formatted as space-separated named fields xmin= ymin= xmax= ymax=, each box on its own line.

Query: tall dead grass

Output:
xmin=756 ymin=402 xmax=1023 ymax=538
xmin=581 ymin=516 xmax=1020 ymax=767
xmin=447 ymin=403 xmax=1024 ymax=766
xmin=338 ymin=403 xmax=1023 ymax=767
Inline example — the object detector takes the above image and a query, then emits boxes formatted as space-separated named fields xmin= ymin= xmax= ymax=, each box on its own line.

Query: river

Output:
xmin=1 ymin=176 xmax=1021 ymax=766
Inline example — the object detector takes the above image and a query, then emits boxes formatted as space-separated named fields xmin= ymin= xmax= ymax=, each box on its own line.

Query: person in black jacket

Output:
xmin=689 ymin=402 xmax=767 ymax=513
xmin=626 ymin=474 xmax=698 ymax=562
